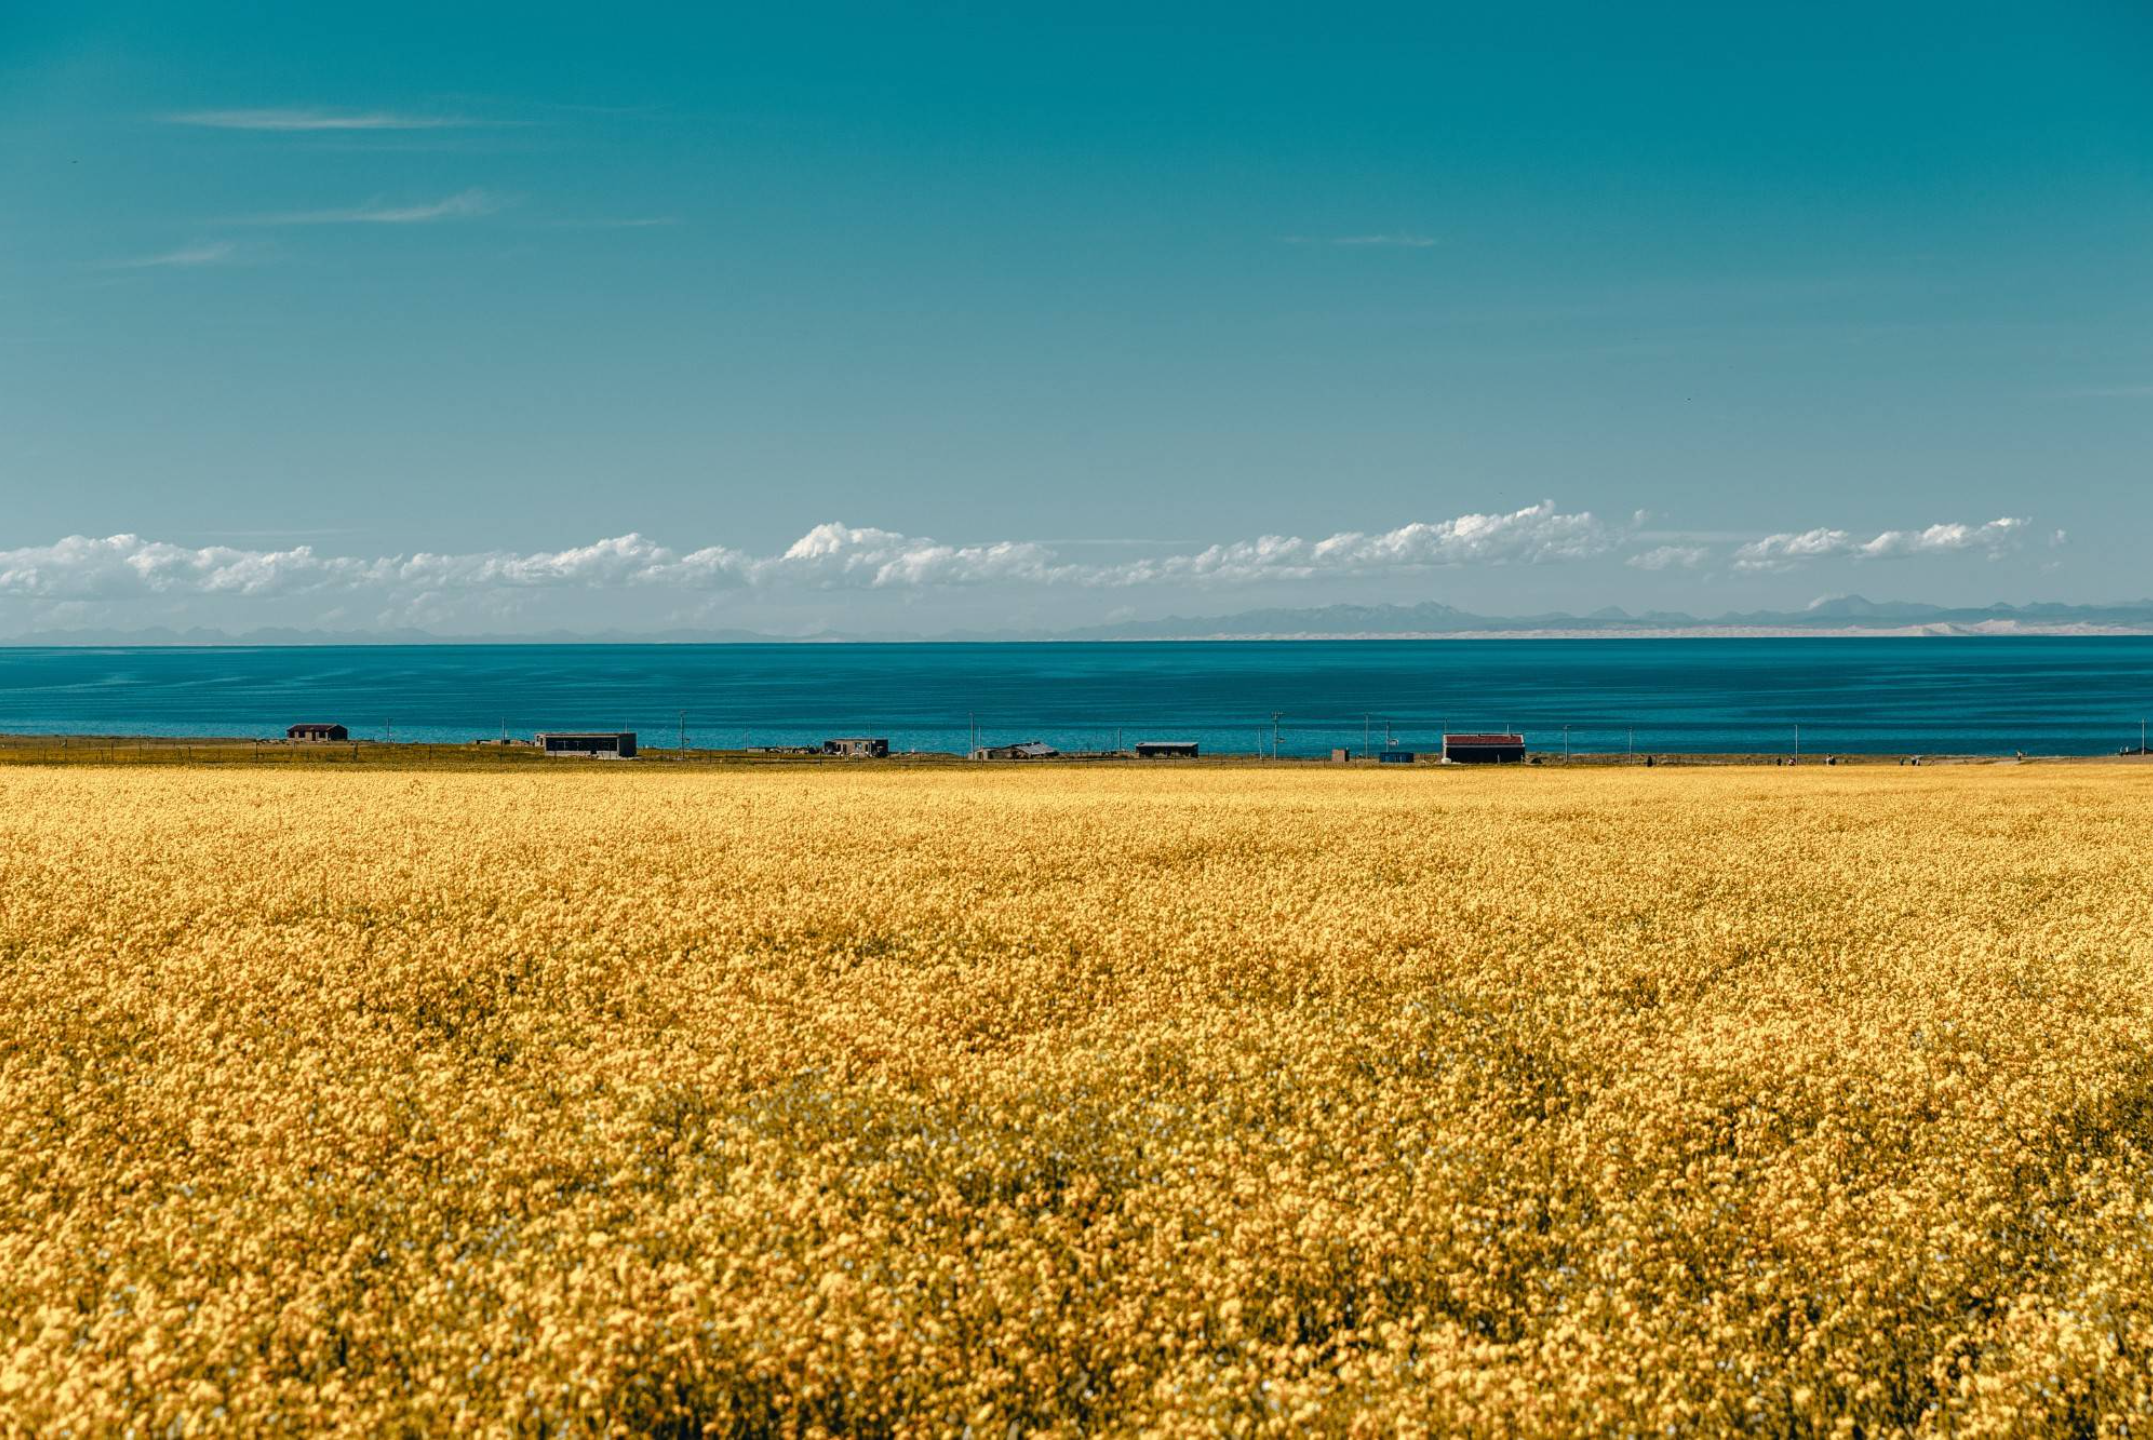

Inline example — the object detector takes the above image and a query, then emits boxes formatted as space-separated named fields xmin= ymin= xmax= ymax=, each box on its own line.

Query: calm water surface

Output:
xmin=1 ymin=638 xmax=2149 ymax=756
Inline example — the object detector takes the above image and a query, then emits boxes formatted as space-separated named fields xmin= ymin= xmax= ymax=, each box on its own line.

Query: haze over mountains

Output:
xmin=1038 ymin=596 xmax=2153 ymax=640
xmin=7 ymin=597 xmax=2152 ymax=646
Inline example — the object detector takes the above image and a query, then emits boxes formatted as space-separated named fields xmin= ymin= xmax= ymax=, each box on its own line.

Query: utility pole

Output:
xmin=1794 ymin=723 xmax=1801 ymax=760
xmin=1363 ymin=714 xmax=1371 ymax=760
xmin=1271 ymin=712 xmax=1283 ymax=760
xmin=1627 ymin=725 xmax=1634 ymax=755
xmin=1385 ymin=721 xmax=1393 ymax=751
xmin=1563 ymin=724 xmax=1571 ymax=762
xmin=678 ymin=709 xmax=687 ymax=752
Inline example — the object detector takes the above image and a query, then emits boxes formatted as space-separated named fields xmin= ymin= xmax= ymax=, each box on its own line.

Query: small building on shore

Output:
xmin=822 ymin=737 xmax=890 ymax=758
xmin=287 ymin=723 xmax=348 ymax=742
xmin=1443 ymin=732 xmax=1526 ymax=764
xmin=1133 ymin=741 xmax=1199 ymax=759
xmin=1378 ymin=749 xmax=1417 ymax=765
xmin=535 ymin=731 xmax=637 ymax=758
xmin=972 ymin=740 xmax=1059 ymax=761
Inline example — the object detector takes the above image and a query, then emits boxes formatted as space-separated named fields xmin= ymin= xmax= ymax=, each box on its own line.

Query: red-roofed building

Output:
xmin=1442 ymin=732 xmax=1525 ymax=764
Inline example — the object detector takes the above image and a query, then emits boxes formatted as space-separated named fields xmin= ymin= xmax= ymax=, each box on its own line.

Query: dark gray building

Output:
xmin=535 ymin=731 xmax=637 ymax=758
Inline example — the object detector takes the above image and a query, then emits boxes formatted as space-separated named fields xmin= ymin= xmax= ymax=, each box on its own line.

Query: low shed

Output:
xmin=287 ymin=723 xmax=348 ymax=742
xmin=1133 ymin=741 xmax=1199 ymax=759
xmin=535 ymin=731 xmax=637 ymax=758
xmin=1443 ymin=732 xmax=1526 ymax=764
xmin=823 ymin=737 xmax=890 ymax=758
xmin=972 ymin=740 xmax=1059 ymax=760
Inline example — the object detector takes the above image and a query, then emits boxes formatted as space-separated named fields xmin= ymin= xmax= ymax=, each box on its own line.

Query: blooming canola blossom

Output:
xmin=0 ymin=764 xmax=2148 ymax=1433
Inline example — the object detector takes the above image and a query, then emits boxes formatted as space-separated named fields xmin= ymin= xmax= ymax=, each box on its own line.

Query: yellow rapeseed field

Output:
xmin=2 ymin=764 xmax=2150 ymax=1436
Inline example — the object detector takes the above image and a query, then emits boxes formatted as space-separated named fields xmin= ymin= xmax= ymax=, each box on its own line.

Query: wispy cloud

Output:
xmin=245 ymin=189 xmax=506 ymax=225
xmin=1626 ymin=545 xmax=1709 ymax=572
xmin=104 ymin=241 xmax=240 ymax=270
xmin=1732 ymin=518 xmax=2030 ymax=572
xmin=1284 ymin=234 xmax=1437 ymax=248
xmin=164 ymin=107 xmax=480 ymax=131
xmin=545 ymin=217 xmax=681 ymax=230
xmin=2064 ymin=383 xmax=2153 ymax=398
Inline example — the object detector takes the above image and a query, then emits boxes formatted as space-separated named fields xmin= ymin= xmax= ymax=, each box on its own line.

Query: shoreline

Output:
xmin=2 ymin=733 xmax=2147 ymax=769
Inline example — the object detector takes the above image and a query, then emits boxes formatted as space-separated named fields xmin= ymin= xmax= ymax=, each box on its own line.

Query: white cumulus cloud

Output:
xmin=1732 ymin=517 xmax=2029 ymax=572
xmin=1100 ymin=502 xmax=1617 ymax=586
xmin=0 ymin=503 xmax=2061 ymax=634
xmin=0 ymin=535 xmax=348 ymax=600
xmin=0 ymin=504 xmax=1614 ymax=617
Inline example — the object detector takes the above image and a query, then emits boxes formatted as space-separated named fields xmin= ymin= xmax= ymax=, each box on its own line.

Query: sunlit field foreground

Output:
xmin=3 ymin=767 xmax=2150 ymax=1435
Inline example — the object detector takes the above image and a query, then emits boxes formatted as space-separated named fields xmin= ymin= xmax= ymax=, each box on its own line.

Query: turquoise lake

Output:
xmin=1 ymin=637 xmax=2149 ymax=756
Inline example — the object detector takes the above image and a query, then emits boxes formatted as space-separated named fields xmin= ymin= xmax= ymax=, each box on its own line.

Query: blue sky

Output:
xmin=3 ymin=2 xmax=2150 ymax=635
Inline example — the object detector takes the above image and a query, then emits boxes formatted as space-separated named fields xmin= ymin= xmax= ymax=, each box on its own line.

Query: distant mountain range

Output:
xmin=6 ymin=596 xmax=2153 ymax=646
xmin=0 ymin=624 xmax=791 ymax=647
xmin=1036 ymin=596 xmax=2153 ymax=640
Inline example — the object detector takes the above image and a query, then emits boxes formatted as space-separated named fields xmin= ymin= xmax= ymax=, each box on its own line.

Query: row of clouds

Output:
xmin=1628 ymin=517 xmax=2039 ymax=573
xmin=1731 ymin=518 xmax=2036 ymax=571
xmin=0 ymin=504 xmax=2035 ymax=605
xmin=0 ymin=504 xmax=1613 ymax=602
